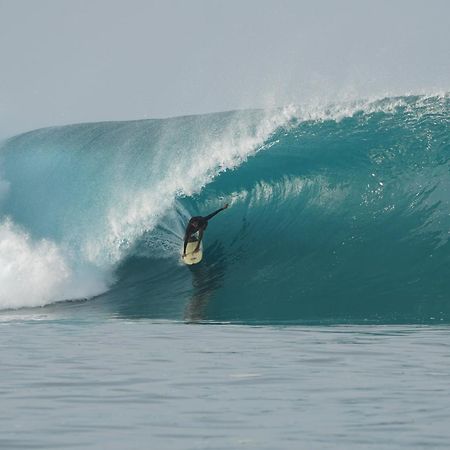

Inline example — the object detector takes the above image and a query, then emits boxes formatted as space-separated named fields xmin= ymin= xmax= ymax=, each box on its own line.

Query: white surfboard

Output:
xmin=182 ymin=240 xmax=203 ymax=265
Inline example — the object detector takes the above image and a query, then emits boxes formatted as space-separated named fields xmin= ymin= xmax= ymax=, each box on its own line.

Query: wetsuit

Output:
xmin=183 ymin=207 xmax=225 ymax=255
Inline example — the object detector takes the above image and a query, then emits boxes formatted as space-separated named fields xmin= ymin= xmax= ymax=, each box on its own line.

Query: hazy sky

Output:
xmin=0 ymin=0 xmax=449 ymax=137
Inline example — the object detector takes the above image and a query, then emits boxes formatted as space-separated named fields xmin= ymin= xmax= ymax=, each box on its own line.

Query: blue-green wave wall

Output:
xmin=0 ymin=95 xmax=449 ymax=323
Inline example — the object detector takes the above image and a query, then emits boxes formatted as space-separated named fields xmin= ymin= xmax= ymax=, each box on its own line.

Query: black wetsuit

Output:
xmin=183 ymin=207 xmax=224 ymax=255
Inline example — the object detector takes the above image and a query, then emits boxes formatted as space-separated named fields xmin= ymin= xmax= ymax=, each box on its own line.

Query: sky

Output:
xmin=0 ymin=0 xmax=449 ymax=137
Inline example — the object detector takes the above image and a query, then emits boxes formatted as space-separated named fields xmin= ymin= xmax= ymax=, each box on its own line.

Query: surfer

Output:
xmin=183 ymin=203 xmax=229 ymax=257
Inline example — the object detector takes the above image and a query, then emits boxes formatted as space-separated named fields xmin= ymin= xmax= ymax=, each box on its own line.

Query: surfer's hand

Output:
xmin=223 ymin=203 xmax=229 ymax=209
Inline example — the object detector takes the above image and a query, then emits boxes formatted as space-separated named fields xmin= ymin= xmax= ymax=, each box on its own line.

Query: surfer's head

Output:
xmin=191 ymin=220 xmax=199 ymax=229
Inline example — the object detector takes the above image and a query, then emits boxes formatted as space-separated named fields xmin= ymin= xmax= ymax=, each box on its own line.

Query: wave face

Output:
xmin=1 ymin=95 xmax=449 ymax=323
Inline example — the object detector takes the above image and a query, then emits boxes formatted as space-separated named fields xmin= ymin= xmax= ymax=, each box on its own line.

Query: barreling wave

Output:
xmin=0 ymin=94 xmax=449 ymax=323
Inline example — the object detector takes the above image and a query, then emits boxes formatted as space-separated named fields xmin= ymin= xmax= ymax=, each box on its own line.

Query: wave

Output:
xmin=1 ymin=94 xmax=449 ymax=323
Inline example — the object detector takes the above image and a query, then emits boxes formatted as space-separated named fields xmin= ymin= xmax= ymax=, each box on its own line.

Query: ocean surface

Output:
xmin=1 ymin=94 xmax=449 ymax=448
xmin=1 ymin=320 xmax=450 ymax=449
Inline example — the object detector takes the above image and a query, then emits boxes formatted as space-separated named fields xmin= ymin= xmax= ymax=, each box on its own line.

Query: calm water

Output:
xmin=1 ymin=318 xmax=449 ymax=449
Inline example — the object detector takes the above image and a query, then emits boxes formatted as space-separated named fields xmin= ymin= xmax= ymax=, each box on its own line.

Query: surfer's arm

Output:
xmin=203 ymin=203 xmax=229 ymax=221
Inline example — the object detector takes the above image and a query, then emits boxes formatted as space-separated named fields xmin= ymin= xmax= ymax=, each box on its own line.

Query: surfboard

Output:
xmin=182 ymin=239 xmax=203 ymax=265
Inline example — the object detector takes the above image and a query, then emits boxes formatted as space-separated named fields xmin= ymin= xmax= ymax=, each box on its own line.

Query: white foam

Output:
xmin=0 ymin=219 xmax=107 ymax=309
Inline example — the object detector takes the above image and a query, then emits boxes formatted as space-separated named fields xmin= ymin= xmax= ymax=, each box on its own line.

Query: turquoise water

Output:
xmin=0 ymin=94 xmax=449 ymax=322
xmin=1 ymin=94 xmax=449 ymax=448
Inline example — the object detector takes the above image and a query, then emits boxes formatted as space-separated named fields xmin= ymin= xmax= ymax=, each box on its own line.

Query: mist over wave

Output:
xmin=1 ymin=94 xmax=449 ymax=323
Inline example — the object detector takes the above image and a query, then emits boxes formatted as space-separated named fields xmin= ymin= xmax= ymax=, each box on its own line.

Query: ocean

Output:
xmin=1 ymin=94 xmax=449 ymax=448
